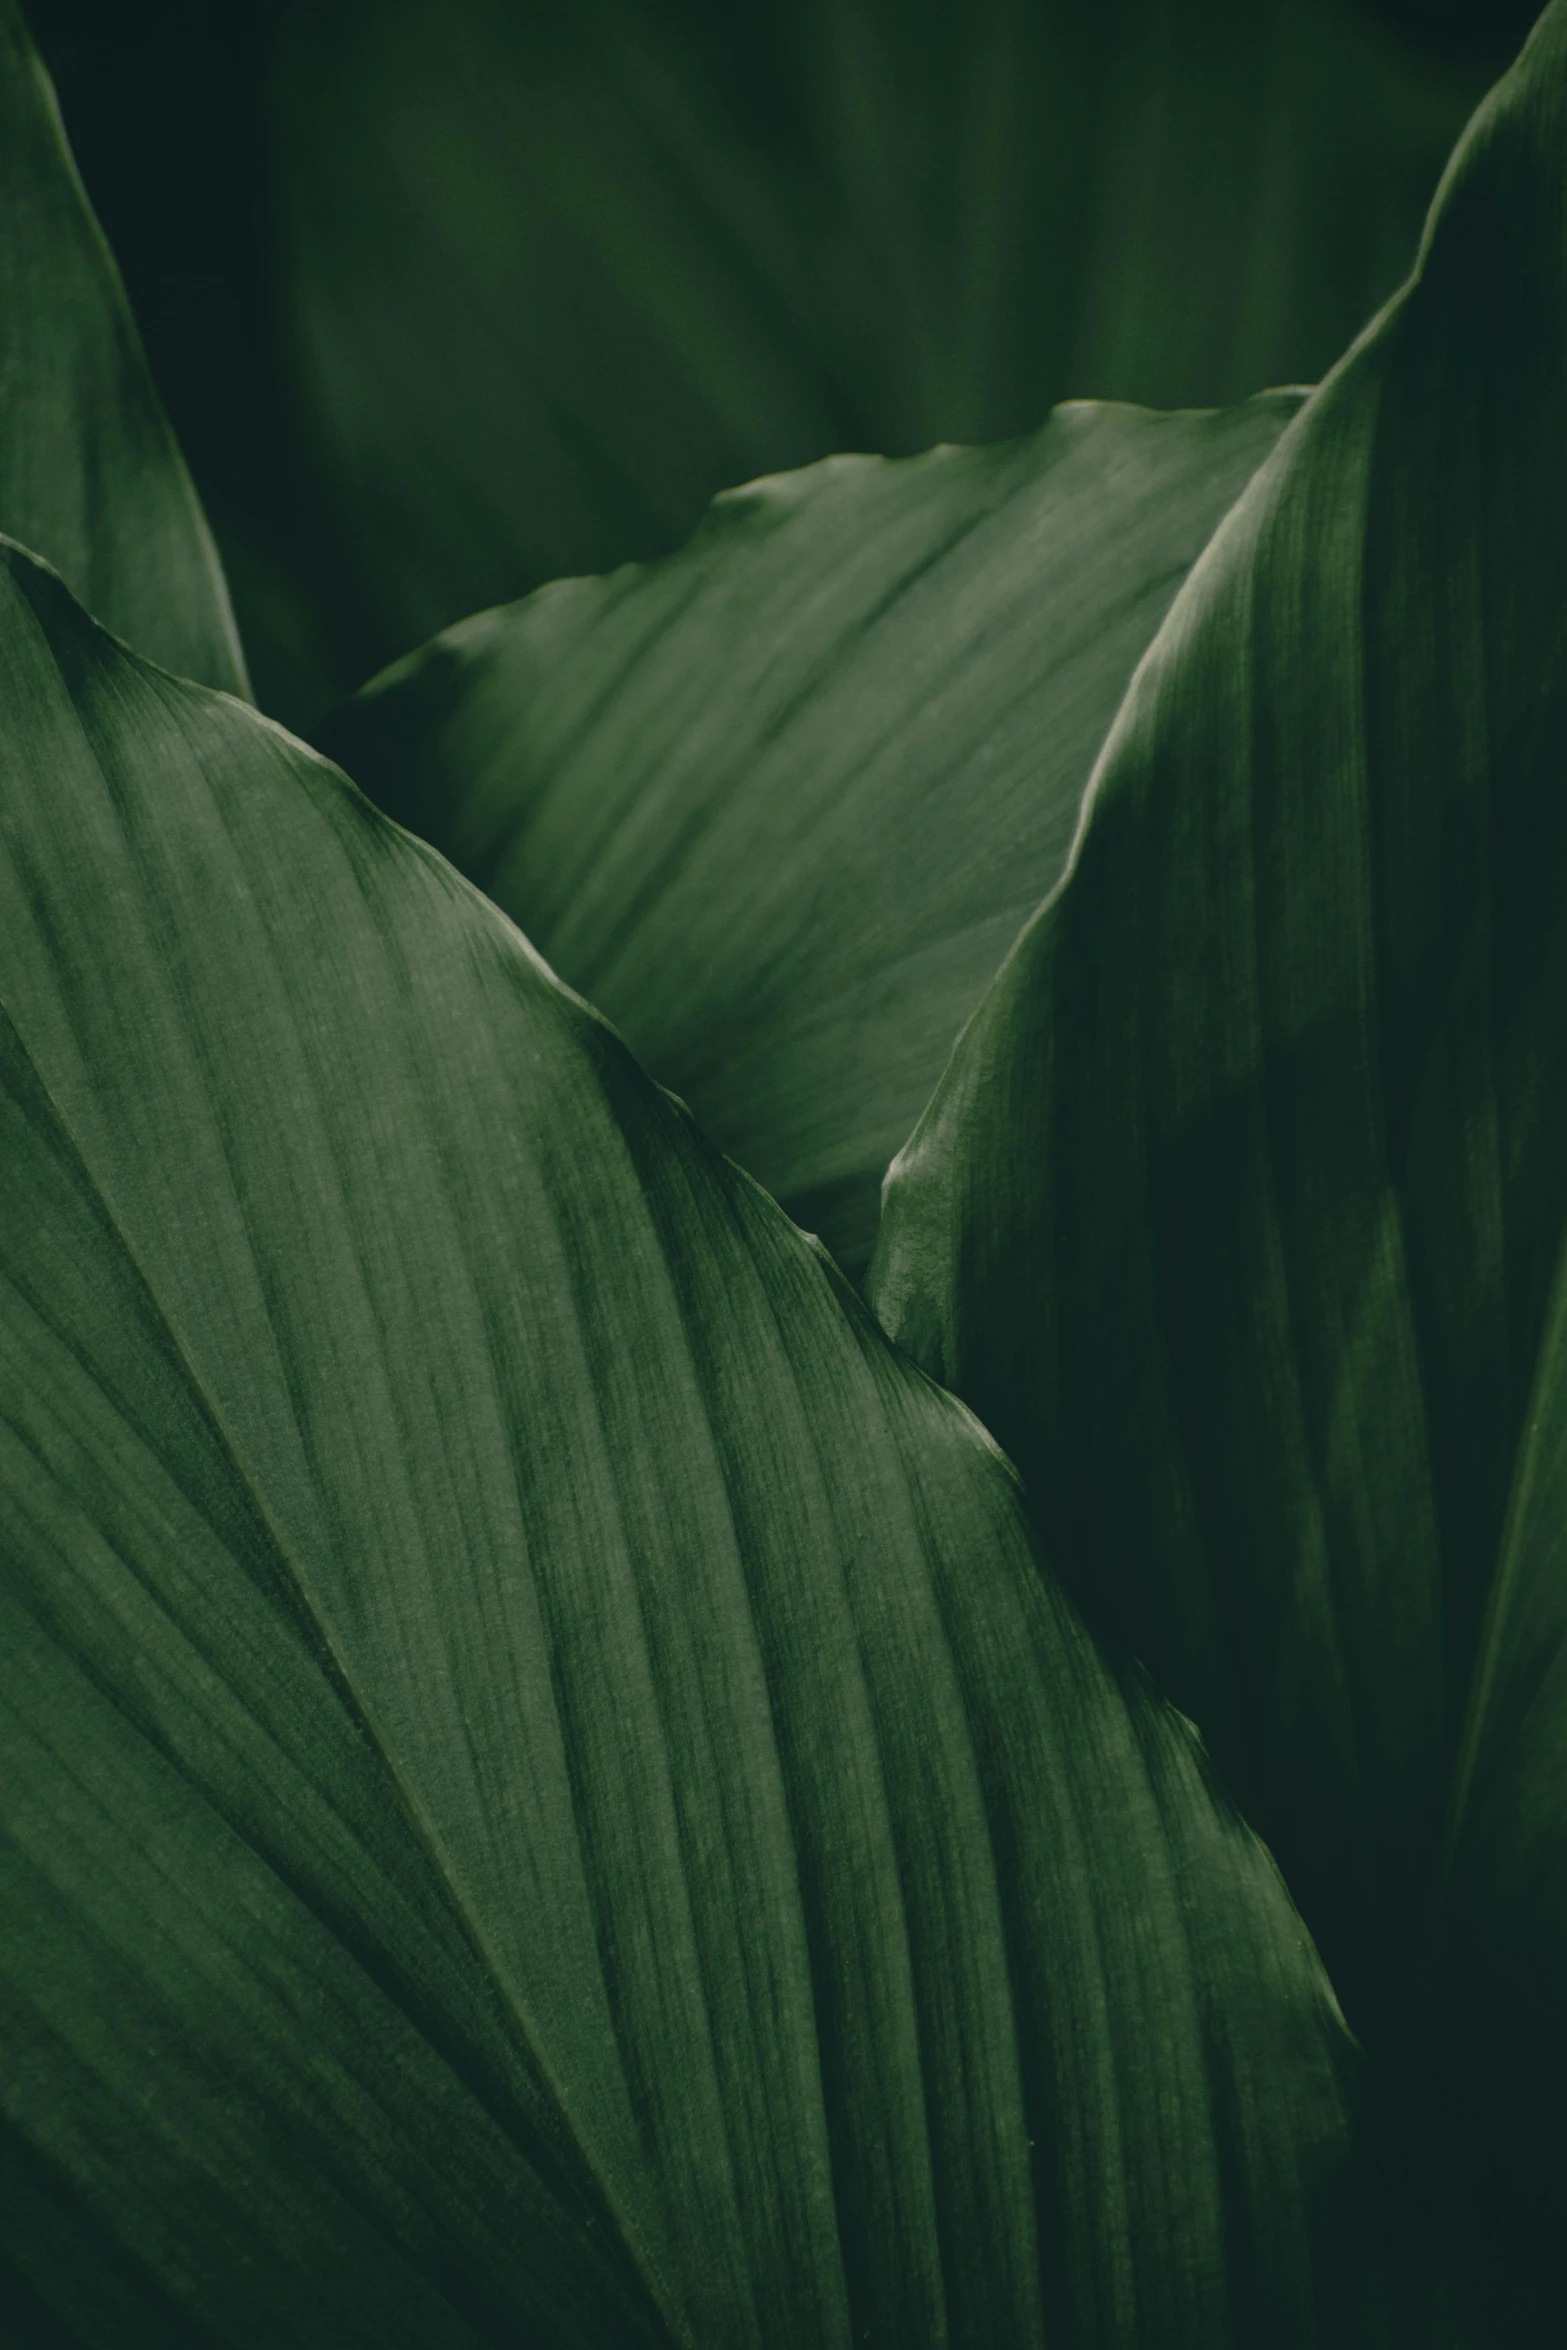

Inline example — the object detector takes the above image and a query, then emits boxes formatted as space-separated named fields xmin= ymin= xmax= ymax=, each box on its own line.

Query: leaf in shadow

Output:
xmin=270 ymin=0 xmax=1489 ymax=663
xmin=870 ymin=7 xmax=1567 ymax=2330
xmin=0 ymin=0 xmax=247 ymax=695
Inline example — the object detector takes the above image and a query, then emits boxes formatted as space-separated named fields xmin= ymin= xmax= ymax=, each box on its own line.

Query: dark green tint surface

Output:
xmin=324 ymin=393 xmax=1297 ymax=1271
xmin=272 ymin=0 xmax=1487 ymax=663
xmin=0 ymin=2 xmax=247 ymax=694
xmin=872 ymin=5 xmax=1567 ymax=2327
xmin=0 ymin=543 xmax=1389 ymax=2342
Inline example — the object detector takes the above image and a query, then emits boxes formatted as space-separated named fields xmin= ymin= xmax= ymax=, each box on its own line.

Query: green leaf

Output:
xmin=0 ymin=1 xmax=248 ymax=696
xmin=322 ymin=392 xmax=1298 ymax=1273
xmin=270 ymin=0 xmax=1486 ymax=664
xmin=0 ymin=536 xmax=1388 ymax=2344
xmin=870 ymin=0 xmax=1567 ymax=2288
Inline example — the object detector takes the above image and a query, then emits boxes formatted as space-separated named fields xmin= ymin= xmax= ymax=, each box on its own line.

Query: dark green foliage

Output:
xmin=0 ymin=537 xmax=1387 ymax=2342
xmin=871 ymin=5 xmax=1567 ymax=2330
xmin=274 ymin=0 xmax=1490 ymax=668
xmin=3 ymin=0 xmax=1565 ymax=2342
xmin=0 ymin=0 xmax=246 ymax=692
xmin=322 ymin=393 xmax=1298 ymax=1270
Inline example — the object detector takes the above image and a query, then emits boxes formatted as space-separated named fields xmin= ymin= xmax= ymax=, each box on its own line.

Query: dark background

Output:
xmin=23 ymin=0 xmax=1549 ymax=727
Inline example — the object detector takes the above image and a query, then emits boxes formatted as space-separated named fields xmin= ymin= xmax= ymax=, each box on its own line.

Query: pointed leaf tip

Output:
xmin=0 ymin=1 xmax=248 ymax=695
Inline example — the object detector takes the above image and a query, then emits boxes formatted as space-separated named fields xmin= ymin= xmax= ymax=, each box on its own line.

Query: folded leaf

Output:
xmin=323 ymin=392 xmax=1298 ymax=1271
xmin=0 ymin=1 xmax=247 ymax=695
xmin=870 ymin=0 xmax=1567 ymax=2276
xmin=272 ymin=0 xmax=1484 ymax=662
xmin=0 ymin=537 xmax=1388 ymax=2344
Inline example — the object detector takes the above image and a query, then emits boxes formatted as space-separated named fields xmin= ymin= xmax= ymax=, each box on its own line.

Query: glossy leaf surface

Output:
xmin=871 ymin=1 xmax=1567 ymax=2282
xmin=0 ymin=539 xmax=1386 ymax=2346
xmin=324 ymin=393 xmax=1298 ymax=1271
xmin=0 ymin=2 xmax=247 ymax=695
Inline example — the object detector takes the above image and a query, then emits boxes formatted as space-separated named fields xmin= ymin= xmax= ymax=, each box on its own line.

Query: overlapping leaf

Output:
xmin=871 ymin=4 xmax=1567 ymax=2305
xmin=271 ymin=0 xmax=1483 ymax=662
xmin=0 ymin=538 xmax=1390 ymax=2344
xmin=324 ymin=392 xmax=1298 ymax=1271
xmin=0 ymin=1 xmax=247 ymax=695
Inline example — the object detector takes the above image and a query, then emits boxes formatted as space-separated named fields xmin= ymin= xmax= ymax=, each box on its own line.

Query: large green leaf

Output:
xmin=0 ymin=536 xmax=1389 ymax=2344
xmin=322 ymin=392 xmax=1298 ymax=1273
xmin=870 ymin=0 xmax=1567 ymax=2295
xmin=0 ymin=2 xmax=247 ymax=696
xmin=271 ymin=0 xmax=1487 ymax=666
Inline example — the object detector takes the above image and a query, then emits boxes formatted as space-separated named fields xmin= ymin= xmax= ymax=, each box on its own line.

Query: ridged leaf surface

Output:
xmin=325 ymin=394 xmax=1297 ymax=1270
xmin=0 ymin=2 xmax=247 ymax=694
xmin=870 ymin=10 xmax=1567 ymax=2300
xmin=0 ymin=539 xmax=1384 ymax=2346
